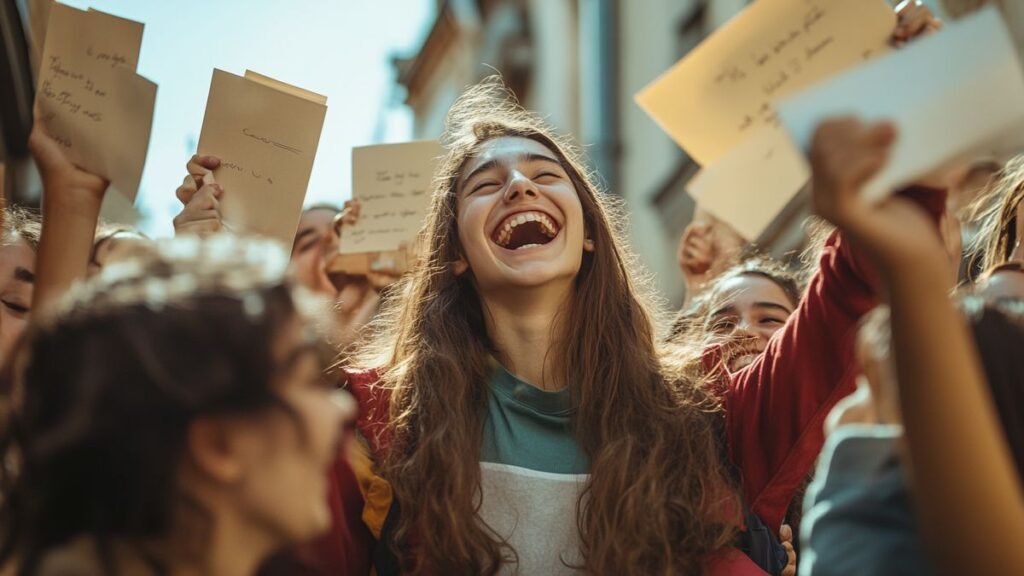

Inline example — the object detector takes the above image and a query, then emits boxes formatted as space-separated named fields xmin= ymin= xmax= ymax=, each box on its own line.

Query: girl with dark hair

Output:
xmin=671 ymin=256 xmax=803 ymax=373
xmin=0 ymin=234 xmax=353 ymax=576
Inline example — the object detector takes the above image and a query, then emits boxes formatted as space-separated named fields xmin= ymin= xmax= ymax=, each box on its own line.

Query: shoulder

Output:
xmin=341 ymin=367 xmax=392 ymax=453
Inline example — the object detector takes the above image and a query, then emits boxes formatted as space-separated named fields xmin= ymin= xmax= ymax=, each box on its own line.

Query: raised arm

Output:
xmin=811 ymin=117 xmax=1024 ymax=576
xmin=28 ymin=124 xmax=108 ymax=312
xmin=722 ymin=143 xmax=947 ymax=532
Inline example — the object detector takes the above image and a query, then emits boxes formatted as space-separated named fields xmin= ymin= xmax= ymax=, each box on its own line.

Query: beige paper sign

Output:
xmin=636 ymin=0 xmax=896 ymax=166
xmin=35 ymin=3 xmax=156 ymax=204
xmin=196 ymin=69 xmax=327 ymax=244
xmin=778 ymin=7 xmax=1024 ymax=201
xmin=687 ymin=127 xmax=809 ymax=241
xmin=339 ymin=140 xmax=442 ymax=255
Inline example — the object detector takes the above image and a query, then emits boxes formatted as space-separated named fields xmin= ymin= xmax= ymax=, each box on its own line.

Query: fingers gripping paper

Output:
xmin=778 ymin=7 xmax=1024 ymax=202
xmin=35 ymin=3 xmax=157 ymax=205
xmin=339 ymin=141 xmax=442 ymax=255
xmin=197 ymin=69 xmax=327 ymax=244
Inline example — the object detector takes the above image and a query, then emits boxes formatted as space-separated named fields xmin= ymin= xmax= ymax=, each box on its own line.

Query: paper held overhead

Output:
xmin=687 ymin=127 xmax=809 ymax=242
xmin=35 ymin=3 xmax=156 ymax=207
xmin=196 ymin=69 xmax=328 ymax=245
xmin=635 ymin=0 xmax=895 ymax=166
xmin=338 ymin=140 xmax=442 ymax=255
xmin=777 ymin=7 xmax=1024 ymax=202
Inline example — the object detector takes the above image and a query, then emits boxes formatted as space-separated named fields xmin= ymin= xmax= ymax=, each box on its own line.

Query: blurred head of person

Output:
xmin=965 ymin=156 xmax=1024 ymax=278
xmin=0 ymin=207 xmax=41 ymax=371
xmin=974 ymin=260 xmax=1024 ymax=302
xmin=291 ymin=204 xmax=341 ymax=297
xmin=673 ymin=256 xmax=803 ymax=373
xmin=87 ymin=223 xmax=152 ymax=278
xmin=849 ymin=299 xmax=1024 ymax=482
xmin=0 ymin=235 xmax=350 ymax=575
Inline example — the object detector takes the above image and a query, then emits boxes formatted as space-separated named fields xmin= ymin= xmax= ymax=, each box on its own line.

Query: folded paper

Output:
xmin=35 ymin=3 xmax=156 ymax=206
xmin=196 ymin=69 xmax=328 ymax=244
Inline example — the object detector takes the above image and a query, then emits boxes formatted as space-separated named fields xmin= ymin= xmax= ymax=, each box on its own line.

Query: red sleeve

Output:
xmin=346 ymin=368 xmax=391 ymax=453
xmin=723 ymin=187 xmax=946 ymax=530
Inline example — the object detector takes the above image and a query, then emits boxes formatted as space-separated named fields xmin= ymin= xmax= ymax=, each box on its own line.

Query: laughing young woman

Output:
xmin=345 ymin=79 xmax=744 ymax=575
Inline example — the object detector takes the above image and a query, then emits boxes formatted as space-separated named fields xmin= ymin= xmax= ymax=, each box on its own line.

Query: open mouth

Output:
xmin=728 ymin=347 xmax=763 ymax=371
xmin=492 ymin=210 xmax=560 ymax=251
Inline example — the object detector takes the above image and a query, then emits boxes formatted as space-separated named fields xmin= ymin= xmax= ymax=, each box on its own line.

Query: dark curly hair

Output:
xmin=0 ymin=235 xmax=323 ymax=575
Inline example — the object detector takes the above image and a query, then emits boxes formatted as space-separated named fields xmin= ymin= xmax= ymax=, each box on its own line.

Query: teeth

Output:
xmin=517 ymin=243 xmax=542 ymax=250
xmin=494 ymin=211 xmax=562 ymax=248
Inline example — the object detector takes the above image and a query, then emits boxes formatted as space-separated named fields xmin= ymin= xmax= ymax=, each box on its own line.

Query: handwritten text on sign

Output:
xmin=635 ymin=0 xmax=896 ymax=166
xmin=196 ymin=69 xmax=327 ymax=245
xmin=341 ymin=141 xmax=442 ymax=254
xmin=34 ymin=3 xmax=155 ymax=203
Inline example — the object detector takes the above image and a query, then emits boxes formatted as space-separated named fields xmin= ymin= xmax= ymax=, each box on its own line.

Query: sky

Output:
xmin=56 ymin=0 xmax=435 ymax=237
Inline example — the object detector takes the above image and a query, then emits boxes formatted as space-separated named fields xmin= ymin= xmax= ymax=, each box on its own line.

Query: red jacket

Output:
xmin=722 ymin=186 xmax=945 ymax=531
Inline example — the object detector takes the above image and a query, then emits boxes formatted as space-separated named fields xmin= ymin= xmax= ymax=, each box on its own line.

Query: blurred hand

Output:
xmin=332 ymin=199 xmax=362 ymax=238
xmin=678 ymin=222 xmax=715 ymax=280
xmin=173 ymin=180 xmax=225 ymax=236
xmin=29 ymin=123 xmax=108 ymax=212
xmin=780 ymin=524 xmax=797 ymax=576
xmin=810 ymin=118 xmax=897 ymax=230
xmin=173 ymin=155 xmax=226 ymax=237
xmin=175 ymin=154 xmax=221 ymax=205
xmin=892 ymin=0 xmax=943 ymax=48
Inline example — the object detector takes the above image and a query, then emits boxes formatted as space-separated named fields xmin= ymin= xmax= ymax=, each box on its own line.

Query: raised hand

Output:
xmin=173 ymin=155 xmax=226 ymax=236
xmin=28 ymin=123 xmax=110 ymax=311
xmin=29 ymin=123 xmax=108 ymax=212
xmin=678 ymin=222 xmax=715 ymax=285
xmin=809 ymin=117 xmax=947 ymax=271
xmin=892 ymin=0 xmax=943 ymax=48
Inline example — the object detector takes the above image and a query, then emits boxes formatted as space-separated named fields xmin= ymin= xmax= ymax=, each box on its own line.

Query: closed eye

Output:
xmin=471 ymin=180 xmax=501 ymax=194
xmin=3 ymin=300 xmax=29 ymax=315
xmin=710 ymin=315 xmax=738 ymax=334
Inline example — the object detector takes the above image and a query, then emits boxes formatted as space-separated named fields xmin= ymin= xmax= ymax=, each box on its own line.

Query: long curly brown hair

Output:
xmin=352 ymin=77 xmax=738 ymax=575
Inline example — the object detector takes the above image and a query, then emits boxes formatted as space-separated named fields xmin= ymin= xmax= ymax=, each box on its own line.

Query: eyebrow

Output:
xmin=752 ymin=301 xmax=794 ymax=315
xmin=293 ymin=228 xmax=317 ymax=246
xmin=460 ymin=152 xmax=563 ymax=190
xmin=14 ymin=267 xmax=34 ymax=284
xmin=711 ymin=305 xmax=737 ymax=318
xmin=712 ymin=301 xmax=793 ymax=318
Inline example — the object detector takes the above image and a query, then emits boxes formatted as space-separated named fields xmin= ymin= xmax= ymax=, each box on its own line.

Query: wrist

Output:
xmin=41 ymin=184 xmax=105 ymax=218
